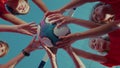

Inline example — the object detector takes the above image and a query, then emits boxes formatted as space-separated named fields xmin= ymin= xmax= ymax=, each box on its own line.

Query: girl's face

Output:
xmin=0 ymin=43 xmax=8 ymax=57
xmin=89 ymin=38 xmax=110 ymax=52
xmin=7 ymin=0 xmax=30 ymax=14
xmin=15 ymin=0 xmax=30 ymax=14
xmin=92 ymin=4 xmax=114 ymax=24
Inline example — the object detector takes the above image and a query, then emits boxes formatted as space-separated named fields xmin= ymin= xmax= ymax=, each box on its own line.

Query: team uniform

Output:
xmin=0 ymin=0 xmax=9 ymax=17
xmin=99 ymin=0 xmax=120 ymax=20
xmin=98 ymin=0 xmax=120 ymax=67
xmin=101 ymin=29 xmax=120 ymax=67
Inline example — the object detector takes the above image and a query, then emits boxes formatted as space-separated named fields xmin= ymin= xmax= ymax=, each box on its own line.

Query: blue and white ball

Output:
xmin=39 ymin=17 xmax=70 ymax=47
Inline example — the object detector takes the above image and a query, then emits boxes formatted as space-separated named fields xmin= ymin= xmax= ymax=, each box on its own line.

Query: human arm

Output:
xmin=0 ymin=23 xmax=37 ymax=36
xmin=0 ymin=36 xmax=41 ymax=68
xmin=72 ymin=47 xmax=107 ymax=63
xmin=63 ymin=45 xmax=85 ymax=68
xmin=1 ymin=13 xmax=27 ymax=25
xmin=1 ymin=0 xmax=48 ymax=24
xmin=45 ymin=0 xmax=97 ymax=17
xmin=32 ymin=0 xmax=49 ymax=13
xmin=56 ymin=20 xmax=117 ymax=47
xmin=43 ymin=46 xmax=57 ymax=68
xmin=47 ymin=14 xmax=100 ymax=28
xmin=58 ymin=0 xmax=97 ymax=13
xmin=39 ymin=37 xmax=58 ymax=68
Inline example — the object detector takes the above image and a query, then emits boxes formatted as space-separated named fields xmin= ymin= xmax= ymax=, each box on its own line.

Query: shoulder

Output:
xmin=0 ymin=3 xmax=9 ymax=15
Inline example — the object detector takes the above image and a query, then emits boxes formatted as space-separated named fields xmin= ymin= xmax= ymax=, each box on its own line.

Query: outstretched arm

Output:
xmin=63 ymin=45 xmax=85 ymax=68
xmin=0 ymin=36 xmax=40 ymax=68
xmin=48 ymin=14 xmax=101 ymax=28
xmin=39 ymin=37 xmax=58 ymax=68
xmin=45 ymin=0 xmax=97 ymax=17
xmin=75 ymin=20 xmax=116 ymax=39
xmin=59 ymin=0 xmax=97 ymax=13
xmin=32 ymin=0 xmax=49 ymax=13
xmin=56 ymin=19 xmax=118 ymax=47
xmin=1 ymin=0 xmax=48 ymax=24
xmin=1 ymin=13 xmax=27 ymax=25
xmin=72 ymin=47 xmax=107 ymax=63
xmin=0 ymin=25 xmax=17 ymax=32
xmin=0 ymin=23 xmax=37 ymax=36
xmin=0 ymin=53 xmax=26 ymax=68
xmin=67 ymin=17 xmax=101 ymax=28
xmin=43 ymin=46 xmax=58 ymax=68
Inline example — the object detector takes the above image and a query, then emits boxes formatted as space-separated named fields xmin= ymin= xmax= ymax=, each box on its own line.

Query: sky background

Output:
xmin=0 ymin=0 xmax=120 ymax=68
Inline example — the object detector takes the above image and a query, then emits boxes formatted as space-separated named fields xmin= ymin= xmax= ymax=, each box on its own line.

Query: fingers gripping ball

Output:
xmin=39 ymin=17 xmax=70 ymax=47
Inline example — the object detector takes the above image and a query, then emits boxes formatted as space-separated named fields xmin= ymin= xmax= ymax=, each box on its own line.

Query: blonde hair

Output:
xmin=0 ymin=41 xmax=9 ymax=57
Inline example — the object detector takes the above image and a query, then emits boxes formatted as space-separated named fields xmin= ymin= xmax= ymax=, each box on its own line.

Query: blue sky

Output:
xmin=0 ymin=0 xmax=120 ymax=68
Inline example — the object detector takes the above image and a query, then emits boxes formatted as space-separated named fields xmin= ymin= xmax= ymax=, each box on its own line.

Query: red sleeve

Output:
xmin=0 ymin=4 xmax=10 ymax=16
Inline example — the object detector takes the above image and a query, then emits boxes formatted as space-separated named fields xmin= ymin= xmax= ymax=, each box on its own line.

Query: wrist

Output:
xmin=2 ymin=25 xmax=17 ymax=32
xmin=59 ymin=8 xmax=66 ymax=13
xmin=24 ymin=48 xmax=32 ymax=53
xmin=22 ymin=49 xmax=30 ymax=56
xmin=74 ymin=33 xmax=81 ymax=40
xmin=9 ymin=25 xmax=19 ymax=32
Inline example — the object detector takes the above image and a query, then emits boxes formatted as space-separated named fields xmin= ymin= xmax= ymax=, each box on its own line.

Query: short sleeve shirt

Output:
xmin=99 ymin=0 xmax=120 ymax=20
xmin=0 ymin=0 xmax=9 ymax=17
xmin=101 ymin=29 xmax=120 ymax=67
xmin=97 ymin=0 xmax=120 ymax=67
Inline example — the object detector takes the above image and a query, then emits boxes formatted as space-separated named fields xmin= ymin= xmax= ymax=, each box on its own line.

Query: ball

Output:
xmin=39 ymin=17 xmax=70 ymax=47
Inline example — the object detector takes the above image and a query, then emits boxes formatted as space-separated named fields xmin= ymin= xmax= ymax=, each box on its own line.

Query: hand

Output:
xmin=38 ymin=37 xmax=56 ymax=58
xmin=47 ymin=14 xmax=73 ymax=28
xmin=24 ymin=36 xmax=42 ymax=53
xmin=56 ymin=33 xmax=79 ymax=48
xmin=62 ymin=44 xmax=72 ymax=51
xmin=13 ymin=22 xmax=37 ymax=36
xmin=45 ymin=9 xmax=63 ymax=17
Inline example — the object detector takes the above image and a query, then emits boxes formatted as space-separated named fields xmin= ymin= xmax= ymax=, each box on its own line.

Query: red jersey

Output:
xmin=101 ymin=29 xmax=120 ymax=67
xmin=99 ymin=0 xmax=120 ymax=20
xmin=0 ymin=0 xmax=9 ymax=17
xmin=97 ymin=0 xmax=120 ymax=67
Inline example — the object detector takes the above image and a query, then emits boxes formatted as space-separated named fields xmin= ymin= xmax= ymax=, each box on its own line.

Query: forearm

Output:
xmin=0 ymin=25 xmax=16 ymax=32
xmin=49 ymin=48 xmax=58 ymax=68
xmin=32 ymin=0 xmax=49 ymax=13
xmin=2 ymin=53 xmax=25 ymax=68
xmin=59 ymin=0 xmax=96 ymax=13
xmin=1 ymin=47 xmax=32 ymax=68
xmin=1 ymin=13 xmax=26 ymax=25
xmin=50 ymin=56 xmax=57 ymax=68
xmin=70 ymin=17 xmax=100 ymax=28
xmin=74 ymin=22 xmax=116 ymax=40
xmin=65 ymin=47 xmax=85 ymax=68
xmin=72 ymin=47 xmax=107 ymax=63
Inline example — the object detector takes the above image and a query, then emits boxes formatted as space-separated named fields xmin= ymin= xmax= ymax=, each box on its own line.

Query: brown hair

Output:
xmin=89 ymin=2 xmax=113 ymax=24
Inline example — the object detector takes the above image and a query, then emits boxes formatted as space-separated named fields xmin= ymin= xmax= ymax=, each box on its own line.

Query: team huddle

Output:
xmin=0 ymin=0 xmax=120 ymax=68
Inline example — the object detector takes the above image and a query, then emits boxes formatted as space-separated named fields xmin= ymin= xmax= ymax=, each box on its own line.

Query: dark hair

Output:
xmin=6 ymin=5 xmax=20 ymax=15
xmin=6 ymin=5 xmax=29 ymax=15
xmin=89 ymin=2 xmax=107 ymax=23
xmin=102 ymin=36 xmax=110 ymax=41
